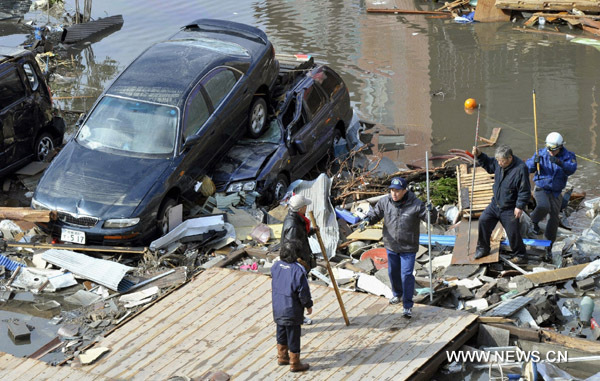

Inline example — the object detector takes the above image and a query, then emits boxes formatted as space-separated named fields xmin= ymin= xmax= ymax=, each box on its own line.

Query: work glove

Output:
xmin=309 ymin=227 xmax=319 ymax=236
xmin=549 ymin=156 xmax=562 ymax=166
xmin=533 ymin=154 xmax=540 ymax=164
xmin=359 ymin=220 xmax=369 ymax=232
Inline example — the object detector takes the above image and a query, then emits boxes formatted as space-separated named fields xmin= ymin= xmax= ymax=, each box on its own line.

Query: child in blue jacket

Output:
xmin=271 ymin=239 xmax=313 ymax=372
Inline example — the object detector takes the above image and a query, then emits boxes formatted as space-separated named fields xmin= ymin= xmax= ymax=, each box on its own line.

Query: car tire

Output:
xmin=273 ymin=174 xmax=289 ymax=202
xmin=248 ymin=97 xmax=267 ymax=138
xmin=35 ymin=132 xmax=54 ymax=162
xmin=157 ymin=198 xmax=178 ymax=236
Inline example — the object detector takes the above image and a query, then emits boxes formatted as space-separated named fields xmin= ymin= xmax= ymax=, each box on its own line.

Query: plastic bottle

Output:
xmin=580 ymin=296 xmax=595 ymax=323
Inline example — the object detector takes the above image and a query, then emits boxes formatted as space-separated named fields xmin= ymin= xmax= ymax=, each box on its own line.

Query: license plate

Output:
xmin=61 ymin=228 xmax=86 ymax=244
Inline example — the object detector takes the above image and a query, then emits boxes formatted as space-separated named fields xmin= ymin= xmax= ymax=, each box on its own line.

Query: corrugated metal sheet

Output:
xmin=61 ymin=15 xmax=124 ymax=44
xmin=0 ymin=253 xmax=25 ymax=271
xmin=41 ymin=249 xmax=133 ymax=292
xmin=293 ymin=173 xmax=339 ymax=259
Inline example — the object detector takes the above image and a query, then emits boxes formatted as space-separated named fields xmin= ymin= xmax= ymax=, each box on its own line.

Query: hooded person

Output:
xmin=281 ymin=194 xmax=318 ymax=271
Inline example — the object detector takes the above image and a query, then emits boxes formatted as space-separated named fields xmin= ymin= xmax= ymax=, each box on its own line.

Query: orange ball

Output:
xmin=464 ymin=98 xmax=477 ymax=109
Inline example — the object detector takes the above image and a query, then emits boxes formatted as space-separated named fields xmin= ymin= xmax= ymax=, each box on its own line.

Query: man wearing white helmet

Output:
xmin=526 ymin=132 xmax=577 ymax=261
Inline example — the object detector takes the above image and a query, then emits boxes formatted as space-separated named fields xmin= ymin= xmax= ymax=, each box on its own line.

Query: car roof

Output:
xmin=107 ymin=19 xmax=268 ymax=107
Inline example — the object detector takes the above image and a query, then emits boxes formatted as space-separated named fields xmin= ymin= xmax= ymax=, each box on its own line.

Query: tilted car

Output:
xmin=210 ymin=60 xmax=353 ymax=204
xmin=32 ymin=19 xmax=279 ymax=245
xmin=0 ymin=46 xmax=65 ymax=176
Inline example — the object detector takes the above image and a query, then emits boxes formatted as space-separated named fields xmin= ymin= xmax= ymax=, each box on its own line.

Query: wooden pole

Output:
xmin=533 ymin=89 xmax=540 ymax=174
xmin=308 ymin=211 xmax=350 ymax=326
xmin=467 ymin=104 xmax=481 ymax=254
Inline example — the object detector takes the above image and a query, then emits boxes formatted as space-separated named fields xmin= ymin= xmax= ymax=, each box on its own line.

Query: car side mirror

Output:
xmin=183 ymin=134 xmax=202 ymax=150
xmin=292 ymin=139 xmax=307 ymax=155
xmin=76 ymin=113 xmax=86 ymax=128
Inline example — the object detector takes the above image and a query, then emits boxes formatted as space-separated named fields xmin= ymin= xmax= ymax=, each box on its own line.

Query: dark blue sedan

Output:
xmin=32 ymin=19 xmax=279 ymax=245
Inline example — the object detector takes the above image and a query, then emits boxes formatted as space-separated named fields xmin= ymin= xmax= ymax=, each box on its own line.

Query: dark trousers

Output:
xmin=478 ymin=202 xmax=526 ymax=255
xmin=276 ymin=324 xmax=301 ymax=353
xmin=386 ymin=249 xmax=416 ymax=309
xmin=531 ymin=188 xmax=562 ymax=243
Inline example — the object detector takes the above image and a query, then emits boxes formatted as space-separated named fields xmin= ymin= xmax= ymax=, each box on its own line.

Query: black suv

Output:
xmin=0 ymin=46 xmax=65 ymax=176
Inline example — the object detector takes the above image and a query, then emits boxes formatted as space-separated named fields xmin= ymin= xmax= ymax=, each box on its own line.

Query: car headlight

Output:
xmin=31 ymin=198 xmax=50 ymax=211
xmin=226 ymin=181 xmax=256 ymax=193
xmin=103 ymin=218 xmax=140 ymax=229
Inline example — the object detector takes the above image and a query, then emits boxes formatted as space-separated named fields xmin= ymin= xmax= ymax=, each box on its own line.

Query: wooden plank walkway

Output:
xmin=0 ymin=353 xmax=108 ymax=380
xmin=0 ymin=268 xmax=478 ymax=380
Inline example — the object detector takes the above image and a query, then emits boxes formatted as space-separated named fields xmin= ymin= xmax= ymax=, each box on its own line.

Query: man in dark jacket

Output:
xmin=281 ymin=194 xmax=317 ymax=271
xmin=525 ymin=132 xmax=577 ymax=260
xmin=271 ymin=240 xmax=313 ymax=372
xmin=362 ymin=177 xmax=436 ymax=318
xmin=473 ymin=145 xmax=531 ymax=262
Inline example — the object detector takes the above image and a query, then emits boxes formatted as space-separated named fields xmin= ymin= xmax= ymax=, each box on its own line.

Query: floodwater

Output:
xmin=2 ymin=0 xmax=599 ymax=203
xmin=1 ymin=0 xmax=600 ymax=369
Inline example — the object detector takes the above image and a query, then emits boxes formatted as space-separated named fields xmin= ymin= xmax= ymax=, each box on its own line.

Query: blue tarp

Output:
xmin=419 ymin=234 xmax=551 ymax=247
xmin=0 ymin=254 xmax=26 ymax=271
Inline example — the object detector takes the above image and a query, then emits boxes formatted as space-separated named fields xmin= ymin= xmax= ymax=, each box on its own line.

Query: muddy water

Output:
xmin=2 ymin=0 xmax=599 ymax=200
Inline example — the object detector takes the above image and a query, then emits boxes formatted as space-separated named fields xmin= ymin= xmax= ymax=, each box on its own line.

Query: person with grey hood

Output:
xmin=360 ymin=177 xmax=436 ymax=318
xmin=281 ymin=194 xmax=318 ymax=272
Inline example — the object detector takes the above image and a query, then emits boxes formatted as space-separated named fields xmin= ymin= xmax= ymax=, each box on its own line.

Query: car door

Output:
xmin=0 ymin=68 xmax=30 ymax=168
xmin=285 ymin=92 xmax=317 ymax=177
xmin=201 ymin=66 xmax=245 ymax=155
xmin=298 ymin=83 xmax=331 ymax=168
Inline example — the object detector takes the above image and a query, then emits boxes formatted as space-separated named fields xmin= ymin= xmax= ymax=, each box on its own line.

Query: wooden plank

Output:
xmin=478 ymin=316 xmax=515 ymax=324
xmin=487 ymin=323 xmax=541 ymax=341
xmin=451 ymin=218 xmax=500 ymax=265
xmin=0 ymin=207 xmax=56 ymax=222
xmin=495 ymin=0 xmax=600 ymax=11
xmin=523 ymin=263 xmax=588 ymax=285
xmin=2 ymin=358 xmax=43 ymax=380
xmin=478 ymin=127 xmax=502 ymax=146
xmin=347 ymin=228 xmax=382 ymax=241
xmin=540 ymin=329 xmax=600 ymax=354
xmin=474 ymin=0 xmax=511 ymax=22
xmin=475 ymin=280 xmax=498 ymax=298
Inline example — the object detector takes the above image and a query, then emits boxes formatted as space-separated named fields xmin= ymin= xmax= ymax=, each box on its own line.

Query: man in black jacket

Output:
xmin=473 ymin=145 xmax=531 ymax=262
xmin=362 ymin=177 xmax=436 ymax=318
xmin=281 ymin=194 xmax=317 ymax=271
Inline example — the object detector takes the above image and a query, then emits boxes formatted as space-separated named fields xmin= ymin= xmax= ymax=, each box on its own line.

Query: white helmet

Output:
xmin=545 ymin=132 xmax=564 ymax=150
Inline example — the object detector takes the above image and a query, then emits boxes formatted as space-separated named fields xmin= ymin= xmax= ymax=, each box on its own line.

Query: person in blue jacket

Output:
xmin=271 ymin=239 xmax=313 ymax=372
xmin=526 ymin=132 xmax=577 ymax=260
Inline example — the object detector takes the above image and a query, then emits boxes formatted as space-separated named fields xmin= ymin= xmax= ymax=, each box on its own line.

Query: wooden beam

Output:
xmin=540 ymin=329 xmax=600 ymax=354
xmin=487 ymin=323 xmax=541 ymax=341
xmin=0 ymin=207 xmax=57 ymax=222
xmin=366 ymin=8 xmax=451 ymax=15
xmin=478 ymin=316 xmax=515 ymax=324
xmin=495 ymin=0 xmax=600 ymax=12
xmin=6 ymin=241 xmax=147 ymax=254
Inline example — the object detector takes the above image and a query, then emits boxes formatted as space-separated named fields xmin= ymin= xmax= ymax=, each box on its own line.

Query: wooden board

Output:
xmin=495 ymin=0 xmax=600 ymax=11
xmin=61 ymin=267 xmax=478 ymax=380
xmin=451 ymin=218 xmax=501 ymax=264
xmin=0 ymin=352 xmax=107 ymax=380
xmin=474 ymin=0 xmax=511 ymax=22
xmin=456 ymin=164 xmax=495 ymax=217
xmin=523 ymin=263 xmax=589 ymax=285
xmin=347 ymin=228 xmax=383 ymax=241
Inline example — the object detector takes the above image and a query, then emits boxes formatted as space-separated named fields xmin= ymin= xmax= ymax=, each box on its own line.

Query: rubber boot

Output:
xmin=289 ymin=352 xmax=309 ymax=372
xmin=277 ymin=344 xmax=289 ymax=365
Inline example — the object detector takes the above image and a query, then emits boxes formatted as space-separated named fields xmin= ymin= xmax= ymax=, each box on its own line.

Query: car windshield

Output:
xmin=77 ymin=96 xmax=178 ymax=156
xmin=238 ymin=119 xmax=281 ymax=145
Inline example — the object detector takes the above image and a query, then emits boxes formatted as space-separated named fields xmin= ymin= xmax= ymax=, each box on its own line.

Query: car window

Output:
xmin=313 ymin=68 xmax=343 ymax=99
xmin=77 ymin=96 xmax=178 ymax=156
xmin=183 ymin=87 xmax=210 ymax=139
xmin=303 ymin=85 xmax=325 ymax=117
xmin=0 ymin=70 xmax=26 ymax=110
xmin=202 ymin=68 xmax=239 ymax=110
xmin=22 ymin=63 xmax=39 ymax=91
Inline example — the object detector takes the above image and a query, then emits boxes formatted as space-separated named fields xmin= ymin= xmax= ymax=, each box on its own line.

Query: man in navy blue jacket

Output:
xmin=473 ymin=145 xmax=531 ymax=263
xmin=271 ymin=240 xmax=313 ymax=372
xmin=526 ymin=132 xmax=577 ymax=260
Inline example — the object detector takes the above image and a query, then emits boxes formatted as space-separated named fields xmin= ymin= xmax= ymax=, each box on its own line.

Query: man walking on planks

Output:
xmin=525 ymin=132 xmax=577 ymax=261
xmin=271 ymin=240 xmax=313 ymax=372
xmin=360 ymin=177 xmax=436 ymax=318
xmin=473 ymin=145 xmax=531 ymax=263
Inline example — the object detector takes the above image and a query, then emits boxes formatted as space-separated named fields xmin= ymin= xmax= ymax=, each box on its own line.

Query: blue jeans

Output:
xmin=386 ymin=249 xmax=416 ymax=309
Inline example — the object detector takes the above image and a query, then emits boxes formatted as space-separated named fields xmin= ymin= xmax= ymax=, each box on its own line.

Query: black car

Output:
xmin=0 ymin=46 xmax=65 ymax=176
xmin=31 ymin=19 xmax=279 ymax=245
xmin=211 ymin=61 xmax=353 ymax=203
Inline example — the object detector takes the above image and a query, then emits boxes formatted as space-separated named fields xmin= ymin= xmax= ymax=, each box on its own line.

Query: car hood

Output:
xmin=35 ymin=142 xmax=172 ymax=218
xmin=211 ymin=143 xmax=278 ymax=188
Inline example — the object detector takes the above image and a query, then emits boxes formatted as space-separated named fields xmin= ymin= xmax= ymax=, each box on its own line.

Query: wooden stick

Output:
xmin=366 ymin=8 xmax=450 ymax=15
xmin=308 ymin=211 xmax=350 ymax=326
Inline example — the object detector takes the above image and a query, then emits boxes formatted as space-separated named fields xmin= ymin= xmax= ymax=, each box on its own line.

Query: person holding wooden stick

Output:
xmin=360 ymin=177 xmax=436 ymax=318
xmin=281 ymin=194 xmax=318 ymax=271
xmin=271 ymin=239 xmax=313 ymax=372
xmin=526 ymin=132 xmax=577 ymax=261
xmin=473 ymin=145 xmax=531 ymax=264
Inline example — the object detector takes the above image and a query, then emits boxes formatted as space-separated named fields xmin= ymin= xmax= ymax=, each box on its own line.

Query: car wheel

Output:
xmin=248 ymin=97 xmax=267 ymax=138
xmin=157 ymin=198 xmax=178 ymax=236
xmin=273 ymin=174 xmax=289 ymax=201
xmin=35 ymin=132 xmax=54 ymax=162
